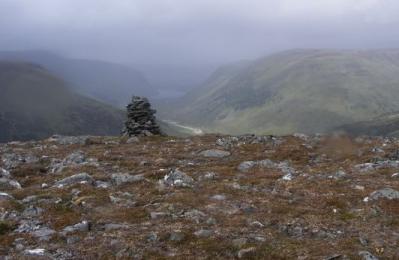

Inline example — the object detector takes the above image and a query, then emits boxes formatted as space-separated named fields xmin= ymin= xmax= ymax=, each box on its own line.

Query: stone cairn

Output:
xmin=122 ymin=96 xmax=162 ymax=136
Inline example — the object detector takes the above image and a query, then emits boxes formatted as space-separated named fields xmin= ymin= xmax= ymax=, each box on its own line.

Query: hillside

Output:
xmin=338 ymin=112 xmax=399 ymax=137
xmin=0 ymin=62 xmax=125 ymax=142
xmin=0 ymin=50 xmax=156 ymax=107
xmin=0 ymin=134 xmax=398 ymax=258
xmin=159 ymin=49 xmax=399 ymax=135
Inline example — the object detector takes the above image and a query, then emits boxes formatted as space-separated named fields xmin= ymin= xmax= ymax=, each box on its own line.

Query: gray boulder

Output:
xmin=238 ymin=161 xmax=257 ymax=172
xmin=163 ymin=169 xmax=194 ymax=188
xmin=194 ymin=229 xmax=213 ymax=238
xmin=62 ymin=220 xmax=90 ymax=235
xmin=0 ymin=192 xmax=13 ymax=201
xmin=54 ymin=173 xmax=94 ymax=188
xmin=0 ymin=177 xmax=21 ymax=190
xmin=358 ymin=251 xmax=379 ymax=260
xmin=0 ymin=168 xmax=10 ymax=178
xmin=2 ymin=153 xmax=38 ymax=169
xmin=111 ymin=173 xmax=144 ymax=186
xmin=369 ymin=188 xmax=399 ymax=200
xmin=31 ymin=227 xmax=56 ymax=241
xmin=200 ymin=149 xmax=231 ymax=158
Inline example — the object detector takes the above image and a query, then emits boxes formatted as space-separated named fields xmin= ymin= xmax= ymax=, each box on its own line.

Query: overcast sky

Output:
xmin=1 ymin=0 xmax=399 ymax=66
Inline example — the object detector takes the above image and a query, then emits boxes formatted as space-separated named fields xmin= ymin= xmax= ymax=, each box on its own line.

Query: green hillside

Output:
xmin=0 ymin=62 xmax=125 ymax=142
xmin=159 ymin=49 xmax=399 ymax=135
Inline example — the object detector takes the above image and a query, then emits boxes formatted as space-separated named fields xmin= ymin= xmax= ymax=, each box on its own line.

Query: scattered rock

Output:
xmin=324 ymin=254 xmax=343 ymax=260
xmin=95 ymin=180 xmax=111 ymax=189
xmin=238 ymin=161 xmax=257 ymax=172
xmin=369 ymin=188 xmax=399 ymax=200
xmin=48 ymin=135 xmax=89 ymax=145
xmin=281 ymin=173 xmax=294 ymax=181
xmin=358 ymin=251 xmax=379 ymax=260
xmin=104 ymin=223 xmax=130 ymax=231
xmin=62 ymin=220 xmax=90 ymax=235
xmin=233 ymin=238 xmax=248 ymax=248
xmin=2 ymin=153 xmax=38 ymax=169
xmin=163 ymin=169 xmax=194 ymax=188
xmin=22 ymin=206 xmax=43 ymax=218
xmin=169 ymin=230 xmax=185 ymax=242
xmin=0 ymin=192 xmax=13 ymax=201
xmin=111 ymin=173 xmax=145 ymax=186
xmin=183 ymin=209 xmax=207 ymax=223
xmin=147 ymin=232 xmax=158 ymax=242
xmin=31 ymin=227 xmax=56 ymax=241
xmin=50 ymin=151 xmax=97 ymax=173
xmin=0 ymin=167 xmax=10 ymax=178
xmin=355 ymin=160 xmax=399 ymax=172
xmin=199 ymin=149 xmax=231 ymax=158
xmin=200 ymin=171 xmax=218 ymax=180
xmin=194 ymin=229 xmax=213 ymax=238
xmin=328 ymin=170 xmax=347 ymax=180
xmin=150 ymin=212 xmax=169 ymax=220
xmin=249 ymin=221 xmax=265 ymax=228
xmin=126 ymin=137 xmax=140 ymax=143
xmin=210 ymin=194 xmax=226 ymax=201
xmin=237 ymin=247 xmax=256 ymax=258
xmin=0 ymin=177 xmax=21 ymax=190
xmin=109 ymin=192 xmax=136 ymax=207
xmin=24 ymin=248 xmax=46 ymax=256
xmin=54 ymin=173 xmax=94 ymax=188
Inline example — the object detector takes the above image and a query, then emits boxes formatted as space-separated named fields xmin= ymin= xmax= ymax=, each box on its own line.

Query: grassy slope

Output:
xmin=161 ymin=49 xmax=399 ymax=135
xmin=0 ymin=62 xmax=125 ymax=142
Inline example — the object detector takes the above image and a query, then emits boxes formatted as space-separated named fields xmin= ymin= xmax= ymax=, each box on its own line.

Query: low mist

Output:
xmin=1 ymin=0 xmax=399 ymax=75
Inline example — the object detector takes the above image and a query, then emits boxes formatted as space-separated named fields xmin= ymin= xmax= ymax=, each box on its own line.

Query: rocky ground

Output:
xmin=0 ymin=134 xmax=398 ymax=259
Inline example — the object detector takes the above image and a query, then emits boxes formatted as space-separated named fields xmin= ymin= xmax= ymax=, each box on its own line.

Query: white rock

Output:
xmin=24 ymin=248 xmax=46 ymax=256
xmin=282 ymin=173 xmax=294 ymax=181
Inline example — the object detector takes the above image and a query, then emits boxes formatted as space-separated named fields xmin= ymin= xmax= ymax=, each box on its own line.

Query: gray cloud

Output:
xmin=1 ymin=0 xmax=399 ymax=65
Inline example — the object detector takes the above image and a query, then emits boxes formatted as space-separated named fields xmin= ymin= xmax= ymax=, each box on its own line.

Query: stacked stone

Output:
xmin=123 ymin=96 xmax=162 ymax=136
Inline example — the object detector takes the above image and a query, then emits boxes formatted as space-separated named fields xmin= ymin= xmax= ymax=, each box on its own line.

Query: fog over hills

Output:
xmin=158 ymin=49 xmax=399 ymax=135
xmin=0 ymin=61 xmax=125 ymax=142
xmin=0 ymin=50 xmax=156 ymax=108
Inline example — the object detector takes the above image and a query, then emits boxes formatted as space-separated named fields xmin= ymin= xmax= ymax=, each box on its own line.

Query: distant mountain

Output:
xmin=0 ymin=62 xmax=125 ymax=142
xmin=160 ymin=49 xmax=399 ymax=135
xmin=136 ymin=63 xmax=218 ymax=98
xmin=337 ymin=113 xmax=399 ymax=137
xmin=0 ymin=50 xmax=156 ymax=107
